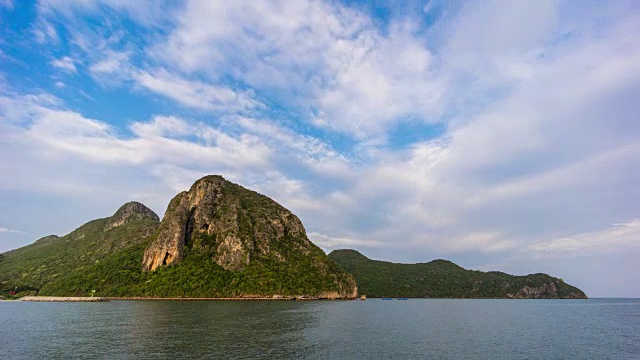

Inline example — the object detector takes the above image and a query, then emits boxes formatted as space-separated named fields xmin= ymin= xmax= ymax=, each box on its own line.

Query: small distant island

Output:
xmin=0 ymin=175 xmax=586 ymax=300
xmin=329 ymin=250 xmax=587 ymax=299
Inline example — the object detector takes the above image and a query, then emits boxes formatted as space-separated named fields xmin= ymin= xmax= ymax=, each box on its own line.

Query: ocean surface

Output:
xmin=1 ymin=298 xmax=638 ymax=359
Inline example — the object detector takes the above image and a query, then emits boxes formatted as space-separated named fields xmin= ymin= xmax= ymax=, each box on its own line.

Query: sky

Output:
xmin=1 ymin=0 xmax=639 ymax=297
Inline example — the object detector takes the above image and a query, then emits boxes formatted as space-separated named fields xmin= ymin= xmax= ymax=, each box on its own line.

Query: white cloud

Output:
xmin=36 ymin=0 xmax=169 ymax=26
xmin=315 ymin=19 xmax=445 ymax=137
xmin=33 ymin=21 xmax=59 ymax=43
xmin=236 ymin=117 xmax=352 ymax=178
xmin=465 ymin=144 xmax=640 ymax=207
xmin=78 ymin=90 xmax=93 ymax=100
xmin=26 ymin=112 xmax=270 ymax=170
xmin=129 ymin=115 xmax=191 ymax=138
xmin=0 ymin=0 xmax=13 ymax=9
xmin=527 ymin=220 xmax=640 ymax=258
xmin=446 ymin=0 xmax=558 ymax=55
xmin=0 ymin=227 xmax=22 ymax=234
xmin=265 ymin=6 xmax=640 ymax=258
xmin=449 ymin=232 xmax=513 ymax=253
xmin=50 ymin=56 xmax=77 ymax=73
xmin=0 ymin=91 xmax=268 ymax=168
xmin=35 ymin=4 xmax=146 ymax=87
xmin=54 ymin=81 xmax=65 ymax=88
xmin=308 ymin=232 xmax=384 ymax=249
xmin=422 ymin=1 xmax=434 ymax=14
xmin=88 ymin=50 xmax=132 ymax=85
xmin=134 ymin=69 xmax=262 ymax=112
xmin=156 ymin=0 xmax=445 ymax=139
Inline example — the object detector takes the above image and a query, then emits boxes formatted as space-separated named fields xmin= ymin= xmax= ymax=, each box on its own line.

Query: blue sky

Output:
xmin=1 ymin=0 xmax=639 ymax=297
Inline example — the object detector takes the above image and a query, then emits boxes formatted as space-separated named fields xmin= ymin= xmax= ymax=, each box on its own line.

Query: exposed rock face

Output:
xmin=141 ymin=175 xmax=357 ymax=298
xmin=141 ymin=192 xmax=191 ymax=271
xmin=507 ymin=282 xmax=586 ymax=299
xmin=143 ymin=176 xmax=308 ymax=271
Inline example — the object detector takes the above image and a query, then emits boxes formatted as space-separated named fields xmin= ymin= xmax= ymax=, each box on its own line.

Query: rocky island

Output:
xmin=0 ymin=175 xmax=357 ymax=299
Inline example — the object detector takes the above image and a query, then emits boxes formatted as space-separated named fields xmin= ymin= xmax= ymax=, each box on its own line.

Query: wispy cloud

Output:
xmin=155 ymin=1 xmax=445 ymax=140
xmin=36 ymin=0 xmax=169 ymax=26
xmin=134 ymin=69 xmax=262 ymax=112
xmin=50 ymin=56 xmax=77 ymax=73
xmin=89 ymin=51 xmax=129 ymax=75
xmin=308 ymin=232 xmax=384 ymax=249
xmin=527 ymin=220 xmax=640 ymax=258
xmin=33 ymin=20 xmax=59 ymax=44
xmin=0 ymin=227 xmax=24 ymax=234
xmin=0 ymin=0 xmax=14 ymax=10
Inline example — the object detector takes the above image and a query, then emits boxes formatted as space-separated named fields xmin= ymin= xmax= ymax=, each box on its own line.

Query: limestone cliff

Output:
xmin=142 ymin=175 xmax=357 ymax=299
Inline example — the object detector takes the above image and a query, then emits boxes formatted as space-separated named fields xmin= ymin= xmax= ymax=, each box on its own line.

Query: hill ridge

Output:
xmin=329 ymin=249 xmax=587 ymax=299
xmin=0 ymin=202 xmax=160 ymax=295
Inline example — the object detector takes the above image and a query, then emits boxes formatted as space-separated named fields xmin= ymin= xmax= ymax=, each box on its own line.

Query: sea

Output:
xmin=1 ymin=298 xmax=638 ymax=359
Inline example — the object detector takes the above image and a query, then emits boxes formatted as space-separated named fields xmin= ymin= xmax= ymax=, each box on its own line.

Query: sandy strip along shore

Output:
xmin=19 ymin=296 xmax=109 ymax=302
xmin=15 ymin=296 xmax=351 ymax=302
xmin=104 ymin=297 xmax=312 ymax=301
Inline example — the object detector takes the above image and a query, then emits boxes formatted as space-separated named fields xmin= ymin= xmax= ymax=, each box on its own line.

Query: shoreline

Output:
xmin=19 ymin=296 xmax=109 ymax=302
xmin=6 ymin=296 xmax=591 ymax=302
xmin=106 ymin=297 xmax=308 ymax=301
xmin=12 ymin=296 xmax=355 ymax=302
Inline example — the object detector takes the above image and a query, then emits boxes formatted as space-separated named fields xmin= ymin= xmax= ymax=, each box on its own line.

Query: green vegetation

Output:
xmin=2 ymin=224 xmax=351 ymax=298
xmin=1 ymin=179 xmax=355 ymax=298
xmin=0 ymin=202 xmax=159 ymax=298
xmin=1 ymin=219 xmax=352 ymax=298
xmin=39 ymin=239 xmax=353 ymax=297
xmin=329 ymin=249 xmax=587 ymax=298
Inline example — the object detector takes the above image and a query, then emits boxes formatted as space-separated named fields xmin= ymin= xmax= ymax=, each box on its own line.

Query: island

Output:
xmin=0 ymin=175 xmax=586 ymax=300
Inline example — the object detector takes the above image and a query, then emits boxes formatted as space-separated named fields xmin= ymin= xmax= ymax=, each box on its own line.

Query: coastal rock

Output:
xmin=507 ymin=282 xmax=585 ymax=299
xmin=519 ymin=282 xmax=557 ymax=298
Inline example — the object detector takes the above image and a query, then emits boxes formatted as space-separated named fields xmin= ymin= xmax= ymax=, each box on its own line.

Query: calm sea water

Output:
xmin=1 ymin=298 xmax=638 ymax=359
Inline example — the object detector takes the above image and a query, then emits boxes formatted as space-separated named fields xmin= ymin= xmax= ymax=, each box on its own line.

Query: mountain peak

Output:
xmin=107 ymin=202 xmax=159 ymax=230
xmin=142 ymin=176 xmax=303 ymax=272
xmin=192 ymin=174 xmax=227 ymax=187
xmin=141 ymin=174 xmax=358 ymax=298
xmin=329 ymin=249 xmax=368 ymax=260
